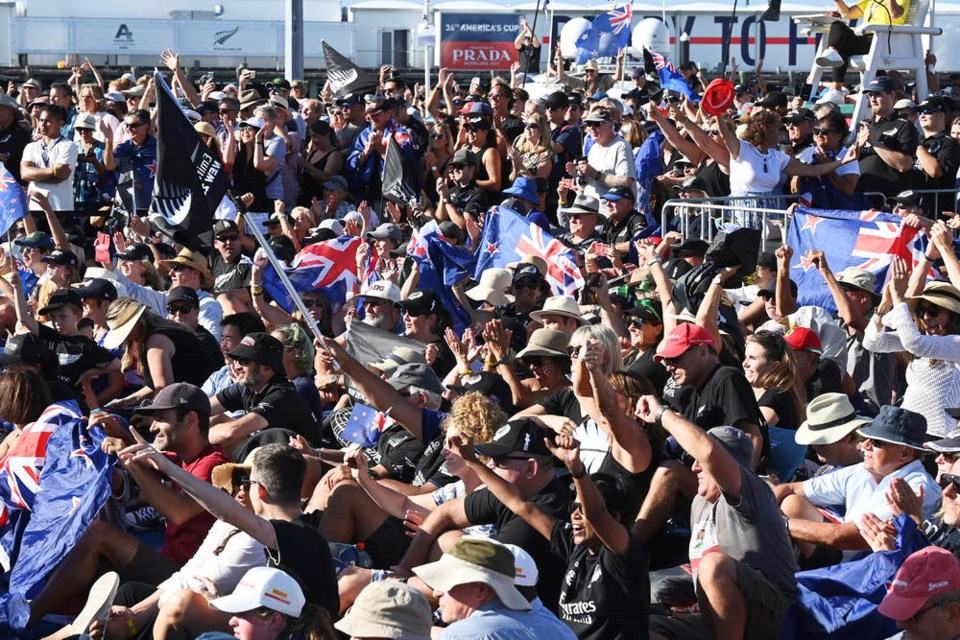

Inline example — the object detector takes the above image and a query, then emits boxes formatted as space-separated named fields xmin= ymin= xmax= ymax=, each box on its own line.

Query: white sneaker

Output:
xmin=815 ymin=47 xmax=844 ymax=68
xmin=69 ymin=571 xmax=119 ymax=635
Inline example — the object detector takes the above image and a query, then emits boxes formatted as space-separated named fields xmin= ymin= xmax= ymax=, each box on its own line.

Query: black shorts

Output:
xmin=363 ymin=515 xmax=412 ymax=569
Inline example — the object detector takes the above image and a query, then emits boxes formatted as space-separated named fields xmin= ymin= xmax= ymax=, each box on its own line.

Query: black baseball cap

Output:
xmin=227 ymin=332 xmax=285 ymax=372
xmin=0 ymin=333 xmax=50 ymax=368
xmin=38 ymin=289 xmax=83 ymax=315
xmin=167 ymin=286 xmax=200 ymax=306
xmin=213 ymin=219 xmax=240 ymax=237
xmin=398 ymin=290 xmax=442 ymax=315
xmin=134 ymin=382 xmax=211 ymax=416
xmin=601 ymin=185 xmax=635 ymax=202
xmin=475 ymin=418 xmax=550 ymax=458
xmin=116 ymin=243 xmax=152 ymax=262
xmin=41 ymin=249 xmax=79 ymax=267
xmin=75 ymin=279 xmax=118 ymax=302
xmin=784 ymin=108 xmax=816 ymax=124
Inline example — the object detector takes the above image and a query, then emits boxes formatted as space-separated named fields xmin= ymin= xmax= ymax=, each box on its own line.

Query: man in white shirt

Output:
xmin=20 ymin=104 xmax=78 ymax=215
xmin=565 ymin=107 xmax=635 ymax=201
xmin=774 ymin=405 xmax=940 ymax=564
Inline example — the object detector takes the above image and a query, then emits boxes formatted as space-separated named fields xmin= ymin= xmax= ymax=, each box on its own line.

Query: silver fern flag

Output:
xmin=149 ymin=71 xmax=228 ymax=249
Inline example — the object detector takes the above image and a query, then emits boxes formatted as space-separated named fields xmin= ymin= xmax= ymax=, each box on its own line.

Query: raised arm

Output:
xmin=548 ymin=434 xmax=630 ymax=555
xmin=121 ymin=440 xmax=277 ymax=548
xmin=637 ymin=395 xmax=743 ymax=500
xmin=587 ymin=348 xmax=652 ymax=475
xmin=449 ymin=435 xmax=556 ymax=541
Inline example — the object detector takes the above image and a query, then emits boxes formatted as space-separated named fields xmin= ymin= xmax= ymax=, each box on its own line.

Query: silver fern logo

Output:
xmin=328 ymin=68 xmax=358 ymax=93
xmin=214 ymin=26 xmax=240 ymax=46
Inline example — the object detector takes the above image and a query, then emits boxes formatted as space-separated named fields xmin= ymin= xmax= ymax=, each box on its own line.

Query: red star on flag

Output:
xmin=801 ymin=214 xmax=824 ymax=235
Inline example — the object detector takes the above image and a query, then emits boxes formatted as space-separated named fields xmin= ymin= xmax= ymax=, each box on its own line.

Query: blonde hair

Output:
xmin=273 ymin=323 xmax=316 ymax=376
xmin=445 ymin=391 xmax=506 ymax=444
xmin=570 ymin=324 xmax=624 ymax=374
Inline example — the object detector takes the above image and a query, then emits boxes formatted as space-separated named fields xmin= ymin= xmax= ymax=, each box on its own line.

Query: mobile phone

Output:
xmin=594 ymin=243 xmax=613 ymax=257
xmin=248 ymin=70 xmax=257 ymax=79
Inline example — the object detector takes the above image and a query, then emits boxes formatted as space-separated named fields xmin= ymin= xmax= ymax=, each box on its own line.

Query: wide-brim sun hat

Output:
xmin=528 ymin=295 xmax=586 ymax=325
xmin=103 ymin=298 xmax=148 ymax=351
xmin=796 ymin=393 xmax=871 ymax=445
xmin=516 ymin=328 xmax=570 ymax=359
xmin=910 ymin=280 xmax=960 ymax=316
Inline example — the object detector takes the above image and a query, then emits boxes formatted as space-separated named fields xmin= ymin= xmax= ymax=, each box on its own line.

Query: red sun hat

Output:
xmin=701 ymin=78 xmax=735 ymax=117
xmin=878 ymin=546 xmax=960 ymax=620
xmin=654 ymin=323 xmax=715 ymax=362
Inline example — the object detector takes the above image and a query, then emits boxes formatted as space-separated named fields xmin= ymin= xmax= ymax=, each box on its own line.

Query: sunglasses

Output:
xmin=301 ymin=298 xmax=323 ymax=308
xmin=813 ymin=128 xmax=837 ymax=135
xmin=232 ymin=356 xmax=252 ymax=366
xmin=524 ymin=356 xmax=545 ymax=367
xmin=919 ymin=109 xmax=943 ymax=115
xmin=167 ymin=303 xmax=196 ymax=315
xmin=567 ymin=345 xmax=582 ymax=357
xmin=867 ymin=438 xmax=894 ymax=449
xmin=627 ymin=317 xmax=645 ymax=330
xmin=217 ymin=234 xmax=240 ymax=243
xmin=514 ymin=278 xmax=539 ymax=290
xmin=940 ymin=473 xmax=960 ymax=492
xmin=169 ymin=264 xmax=193 ymax=273
xmin=219 ymin=108 xmax=237 ymax=115
xmin=492 ymin=454 xmax=530 ymax=467
xmin=463 ymin=124 xmax=481 ymax=132
xmin=430 ymin=133 xmax=446 ymax=139
xmin=918 ymin=303 xmax=944 ymax=317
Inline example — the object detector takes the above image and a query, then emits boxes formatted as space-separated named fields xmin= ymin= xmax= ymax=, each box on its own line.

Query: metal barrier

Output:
xmin=661 ymin=196 xmax=800 ymax=250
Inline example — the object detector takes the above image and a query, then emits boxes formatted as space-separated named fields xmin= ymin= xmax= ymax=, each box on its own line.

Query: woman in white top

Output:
xmin=76 ymin=83 xmax=122 ymax=145
xmin=718 ymin=109 xmax=858 ymax=228
xmin=863 ymin=257 xmax=960 ymax=438
xmin=102 ymin=463 xmax=265 ymax=639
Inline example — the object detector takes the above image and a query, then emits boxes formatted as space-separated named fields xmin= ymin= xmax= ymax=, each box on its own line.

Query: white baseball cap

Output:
xmin=209 ymin=567 xmax=305 ymax=617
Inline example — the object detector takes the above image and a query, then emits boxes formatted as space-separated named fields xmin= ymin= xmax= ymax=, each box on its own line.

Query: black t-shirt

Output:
xmin=682 ymin=364 xmax=767 ymax=458
xmin=449 ymin=182 xmax=489 ymax=217
xmin=518 ymin=42 xmax=541 ymax=76
xmin=757 ymin=387 xmax=800 ymax=430
xmin=0 ymin=124 xmax=31 ymax=183
xmin=210 ymin=253 xmax=252 ymax=295
xmin=550 ymin=520 xmax=650 ymax=640
xmin=146 ymin=327 xmax=219 ymax=389
xmin=626 ymin=348 xmax=669 ymax=396
xmin=374 ymin=424 xmax=427 ymax=483
xmin=694 ymin=161 xmax=731 ymax=199
xmin=916 ymin=131 xmax=960 ymax=210
xmin=195 ymin=326 xmax=225 ymax=371
xmin=857 ymin=112 xmax=919 ymax=197
xmin=38 ymin=324 xmax=116 ymax=387
xmin=217 ymin=376 xmax=321 ymax=444
xmin=501 ymin=116 xmax=526 ymax=145
xmin=805 ymin=356 xmax=844 ymax=399
xmin=537 ymin=387 xmax=584 ymax=423
xmin=602 ymin=211 xmax=647 ymax=258
xmin=268 ymin=515 xmax=339 ymax=617
xmin=464 ymin=477 xmax=572 ymax=611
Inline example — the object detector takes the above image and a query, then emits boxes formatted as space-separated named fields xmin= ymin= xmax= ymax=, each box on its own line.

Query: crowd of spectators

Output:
xmin=4 ymin=36 xmax=960 ymax=640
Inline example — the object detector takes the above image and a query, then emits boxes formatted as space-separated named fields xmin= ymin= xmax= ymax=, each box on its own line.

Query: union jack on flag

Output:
xmin=607 ymin=3 xmax=633 ymax=35
xmin=476 ymin=205 xmax=585 ymax=297
xmin=0 ymin=402 xmax=83 ymax=529
xmin=341 ymin=403 xmax=393 ymax=448
xmin=261 ymin=235 xmax=362 ymax=314
xmin=788 ymin=207 xmax=926 ymax=313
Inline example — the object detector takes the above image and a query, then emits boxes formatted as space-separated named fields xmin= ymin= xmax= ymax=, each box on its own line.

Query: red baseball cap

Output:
xmin=878 ymin=546 xmax=960 ymax=620
xmin=701 ymin=78 xmax=735 ymax=117
xmin=654 ymin=323 xmax=715 ymax=362
xmin=784 ymin=326 xmax=822 ymax=354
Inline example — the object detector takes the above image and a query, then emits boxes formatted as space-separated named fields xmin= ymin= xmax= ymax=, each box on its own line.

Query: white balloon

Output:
xmin=559 ymin=18 xmax=592 ymax=60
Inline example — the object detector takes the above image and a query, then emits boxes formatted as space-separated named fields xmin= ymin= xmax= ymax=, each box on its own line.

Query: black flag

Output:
xmin=322 ymin=41 xmax=380 ymax=97
xmin=760 ymin=0 xmax=781 ymax=21
xmin=381 ymin=134 xmax=419 ymax=207
xmin=149 ymin=72 xmax=228 ymax=250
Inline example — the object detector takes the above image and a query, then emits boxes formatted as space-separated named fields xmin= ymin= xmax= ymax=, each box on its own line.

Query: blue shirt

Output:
xmin=438 ymin=599 xmax=571 ymax=640
xmin=113 ymin=135 xmax=157 ymax=211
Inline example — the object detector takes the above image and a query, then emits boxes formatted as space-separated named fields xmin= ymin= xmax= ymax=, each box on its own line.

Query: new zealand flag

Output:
xmin=575 ymin=4 xmax=633 ymax=65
